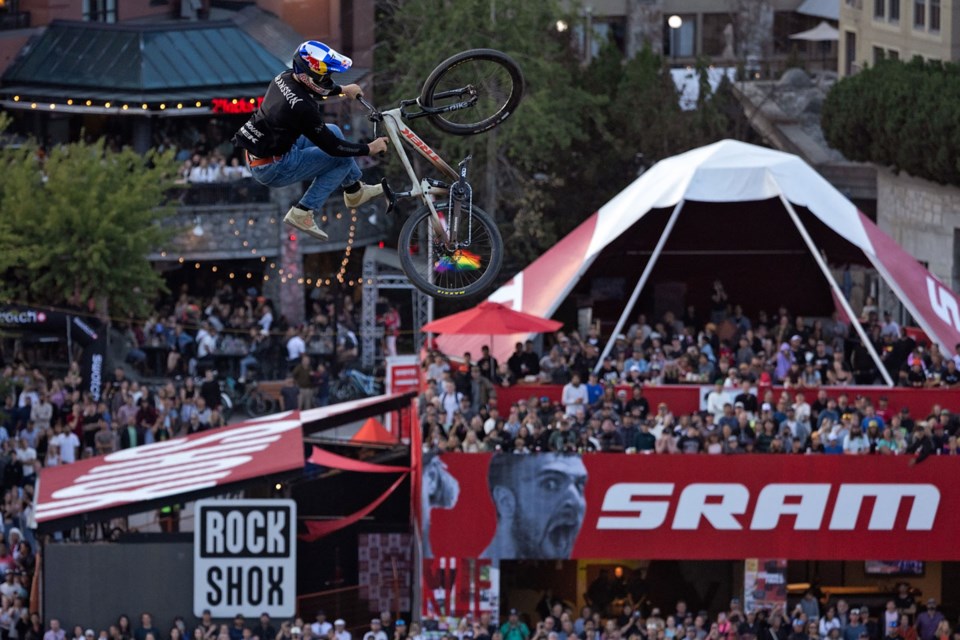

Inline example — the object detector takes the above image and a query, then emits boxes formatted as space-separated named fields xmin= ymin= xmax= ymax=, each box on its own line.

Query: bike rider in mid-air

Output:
xmin=232 ymin=40 xmax=389 ymax=240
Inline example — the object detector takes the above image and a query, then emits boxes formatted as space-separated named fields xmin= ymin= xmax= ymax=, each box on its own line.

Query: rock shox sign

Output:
xmin=194 ymin=499 xmax=296 ymax=617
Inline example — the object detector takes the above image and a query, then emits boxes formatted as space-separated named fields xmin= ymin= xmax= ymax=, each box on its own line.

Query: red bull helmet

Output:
xmin=292 ymin=41 xmax=352 ymax=94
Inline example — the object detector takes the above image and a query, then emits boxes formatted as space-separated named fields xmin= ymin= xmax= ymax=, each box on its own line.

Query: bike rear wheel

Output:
xmin=419 ymin=49 xmax=524 ymax=136
xmin=244 ymin=391 xmax=273 ymax=418
xmin=398 ymin=201 xmax=503 ymax=298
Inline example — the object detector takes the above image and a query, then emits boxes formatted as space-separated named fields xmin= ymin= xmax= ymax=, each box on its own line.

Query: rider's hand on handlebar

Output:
xmin=341 ymin=84 xmax=363 ymax=100
xmin=368 ymin=136 xmax=389 ymax=156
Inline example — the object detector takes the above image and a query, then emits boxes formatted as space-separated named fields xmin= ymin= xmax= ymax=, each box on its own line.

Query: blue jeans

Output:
xmin=249 ymin=125 xmax=362 ymax=211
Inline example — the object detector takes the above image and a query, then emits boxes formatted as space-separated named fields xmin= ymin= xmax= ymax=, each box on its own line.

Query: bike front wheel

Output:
xmin=419 ymin=49 xmax=524 ymax=136
xmin=398 ymin=201 xmax=503 ymax=298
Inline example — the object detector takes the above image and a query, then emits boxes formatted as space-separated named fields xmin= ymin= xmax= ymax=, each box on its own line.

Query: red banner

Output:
xmin=425 ymin=453 xmax=960 ymax=560
xmin=37 ymin=412 xmax=305 ymax=525
xmin=300 ymin=473 xmax=409 ymax=542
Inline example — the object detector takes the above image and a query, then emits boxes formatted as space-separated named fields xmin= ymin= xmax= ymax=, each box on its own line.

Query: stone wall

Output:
xmin=877 ymin=168 xmax=960 ymax=290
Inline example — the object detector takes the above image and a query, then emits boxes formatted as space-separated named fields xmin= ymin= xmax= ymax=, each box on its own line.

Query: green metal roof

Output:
xmin=2 ymin=19 xmax=285 ymax=96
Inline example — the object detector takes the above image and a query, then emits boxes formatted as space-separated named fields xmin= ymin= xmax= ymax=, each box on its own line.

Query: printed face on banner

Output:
xmin=425 ymin=453 xmax=587 ymax=560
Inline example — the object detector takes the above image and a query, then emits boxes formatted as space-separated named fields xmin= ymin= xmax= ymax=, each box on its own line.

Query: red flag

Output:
xmin=299 ymin=473 xmax=408 ymax=542
xmin=307 ymin=446 xmax=409 ymax=473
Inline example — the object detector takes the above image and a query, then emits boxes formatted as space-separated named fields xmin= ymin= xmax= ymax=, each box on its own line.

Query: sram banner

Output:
xmin=424 ymin=453 xmax=959 ymax=560
xmin=194 ymin=499 xmax=296 ymax=617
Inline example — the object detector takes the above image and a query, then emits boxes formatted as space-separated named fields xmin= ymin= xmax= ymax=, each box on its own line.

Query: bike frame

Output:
xmin=379 ymin=107 xmax=459 ymax=241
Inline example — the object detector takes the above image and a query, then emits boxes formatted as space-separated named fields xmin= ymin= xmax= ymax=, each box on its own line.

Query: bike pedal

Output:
xmin=381 ymin=178 xmax=397 ymax=214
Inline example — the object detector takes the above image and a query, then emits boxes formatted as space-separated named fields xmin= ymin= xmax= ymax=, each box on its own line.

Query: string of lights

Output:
xmin=2 ymin=94 xmax=339 ymax=115
xmin=158 ymin=209 xmax=376 ymax=289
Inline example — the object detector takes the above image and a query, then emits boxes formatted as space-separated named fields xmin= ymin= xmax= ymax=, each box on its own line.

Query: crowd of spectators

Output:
xmin=484 ymin=587 xmax=958 ymax=640
xmin=36 ymin=587 xmax=958 ymax=640
xmin=122 ymin=283 xmax=369 ymax=383
xmin=436 ymin=293 xmax=956 ymax=391
xmin=37 ymin=611 xmax=420 ymax=640
xmin=418 ymin=347 xmax=958 ymax=458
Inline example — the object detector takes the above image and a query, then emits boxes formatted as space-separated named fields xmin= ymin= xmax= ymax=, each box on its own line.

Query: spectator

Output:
xmin=916 ymin=600 xmax=944 ymax=640
xmin=333 ymin=621 xmax=350 ymax=640
xmin=501 ymin=610 xmax=531 ymax=640
xmin=363 ymin=620 xmax=387 ymax=640
xmin=134 ymin=616 xmax=161 ymax=640
xmin=562 ymin=374 xmax=588 ymax=417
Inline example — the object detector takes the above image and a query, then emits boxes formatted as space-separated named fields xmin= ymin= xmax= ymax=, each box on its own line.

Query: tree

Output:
xmin=376 ymin=0 xmax=751 ymax=273
xmin=0 ymin=134 xmax=179 ymax=316
xmin=376 ymin=0 xmax=604 ymax=269
xmin=821 ymin=57 xmax=960 ymax=185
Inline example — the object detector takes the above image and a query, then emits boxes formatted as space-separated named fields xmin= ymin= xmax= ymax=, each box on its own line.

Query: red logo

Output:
xmin=399 ymin=126 xmax=442 ymax=164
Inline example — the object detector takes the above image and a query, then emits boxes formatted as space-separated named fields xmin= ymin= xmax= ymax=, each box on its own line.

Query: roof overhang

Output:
xmin=35 ymin=392 xmax=416 ymax=532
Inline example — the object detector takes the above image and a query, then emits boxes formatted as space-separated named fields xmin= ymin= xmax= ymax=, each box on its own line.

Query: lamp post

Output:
xmin=668 ymin=14 xmax=682 ymax=62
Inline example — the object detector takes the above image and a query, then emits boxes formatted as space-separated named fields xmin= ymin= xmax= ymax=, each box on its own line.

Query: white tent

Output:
xmin=437 ymin=140 xmax=960 ymax=386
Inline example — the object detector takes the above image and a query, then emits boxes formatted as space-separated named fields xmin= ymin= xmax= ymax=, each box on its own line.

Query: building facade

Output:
xmin=838 ymin=0 xmax=960 ymax=75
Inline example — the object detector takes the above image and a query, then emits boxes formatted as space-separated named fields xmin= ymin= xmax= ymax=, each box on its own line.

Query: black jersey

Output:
xmin=233 ymin=70 xmax=368 ymax=158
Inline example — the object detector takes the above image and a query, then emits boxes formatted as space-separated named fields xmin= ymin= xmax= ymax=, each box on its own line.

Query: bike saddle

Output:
xmin=381 ymin=178 xmax=397 ymax=214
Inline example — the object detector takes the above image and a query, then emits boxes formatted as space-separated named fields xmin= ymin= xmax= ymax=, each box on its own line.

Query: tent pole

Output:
xmin=775 ymin=190 xmax=895 ymax=387
xmin=594 ymin=200 xmax=686 ymax=373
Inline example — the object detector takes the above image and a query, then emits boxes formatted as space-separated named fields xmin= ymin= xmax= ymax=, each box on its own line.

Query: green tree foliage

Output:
xmin=0 ymin=136 xmax=179 ymax=316
xmin=376 ymin=0 xmax=603 ymax=268
xmin=377 ymin=0 xmax=747 ymax=269
xmin=822 ymin=57 xmax=960 ymax=185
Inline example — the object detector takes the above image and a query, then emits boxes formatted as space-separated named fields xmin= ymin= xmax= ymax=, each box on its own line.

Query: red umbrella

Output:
xmin=422 ymin=301 xmax=562 ymax=335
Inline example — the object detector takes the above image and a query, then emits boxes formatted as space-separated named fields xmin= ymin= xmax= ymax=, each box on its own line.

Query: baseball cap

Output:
xmin=762 ymin=403 xmax=772 ymax=411
xmin=85 ymin=632 xmax=95 ymax=638
xmin=927 ymin=598 xmax=937 ymax=606
xmin=734 ymin=401 xmax=744 ymax=408
xmin=291 ymin=629 xmax=302 ymax=636
xmin=372 ymin=619 xmax=382 ymax=625
xmin=630 ymin=365 xmax=641 ymax=372
xmin=509 ymin=608 xmax=519 ymax=616
xmin=335 ymin=620 xmax=346 ymax=627
xmin=396 ymin=621 xmax=406 ymax=627
xmin=850 ymin=609 xmax=860 ymax=615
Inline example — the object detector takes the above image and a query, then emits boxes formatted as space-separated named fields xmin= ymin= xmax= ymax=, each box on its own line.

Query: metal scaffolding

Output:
xmin=360 ymin=247 xmax=433 ymax=369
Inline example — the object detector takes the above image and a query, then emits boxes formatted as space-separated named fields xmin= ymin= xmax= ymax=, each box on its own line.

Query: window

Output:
xmin=888 ymin=48 xmax=900 ymax=59
xmin=82 ymin=0 xmax=116 ymax=22
xmin=914 ymin=0 xmax=925 ymax=27
xmin=889 ymin=0 xmax=900 ymax=21
xmin=874 ymin=0 xmax=885 ymax=17
xmin=929 ymin=0 xmax=940 ymax=30
xmin=873 ymin=46 xmax=886 ymax=63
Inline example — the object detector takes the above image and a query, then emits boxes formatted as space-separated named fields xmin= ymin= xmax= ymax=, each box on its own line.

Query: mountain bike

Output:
xmin=329 ymin=368 xmax=383 ymax=403
xmin=221 ymin=377 xmax=276 ymax=420
xmin=356 ymin=49 xmax=524 ymax=298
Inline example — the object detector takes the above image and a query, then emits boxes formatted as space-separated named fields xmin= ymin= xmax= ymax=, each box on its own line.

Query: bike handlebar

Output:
xmin=355 ymin=95 xmax=386 ymax=157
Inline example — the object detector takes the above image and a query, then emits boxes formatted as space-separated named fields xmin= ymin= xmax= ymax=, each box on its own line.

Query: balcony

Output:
xmin=0 ymin=11 xmax=30 ymax=30
xmin=168 ymin=179 xmax=271 ymax=207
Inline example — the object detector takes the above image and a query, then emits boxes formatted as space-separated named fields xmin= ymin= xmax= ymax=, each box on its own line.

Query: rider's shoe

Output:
xmin=283 ymin=205 xmax=328 ymax=241
xmin=343 ymin=182 xmax=384 ymax=208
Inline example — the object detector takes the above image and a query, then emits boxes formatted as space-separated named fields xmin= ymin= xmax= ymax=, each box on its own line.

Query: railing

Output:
xmin=168 ymin=179 xmax=271 ymax=206
xmin=0 ymin=11 xmax=30 ymax=30
xmin=297 ymin=585 xmax=367 ymax=631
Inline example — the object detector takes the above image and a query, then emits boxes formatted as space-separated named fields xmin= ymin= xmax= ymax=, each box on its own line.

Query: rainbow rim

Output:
xmin=435 ymin=249 xmax=482 ymax=273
